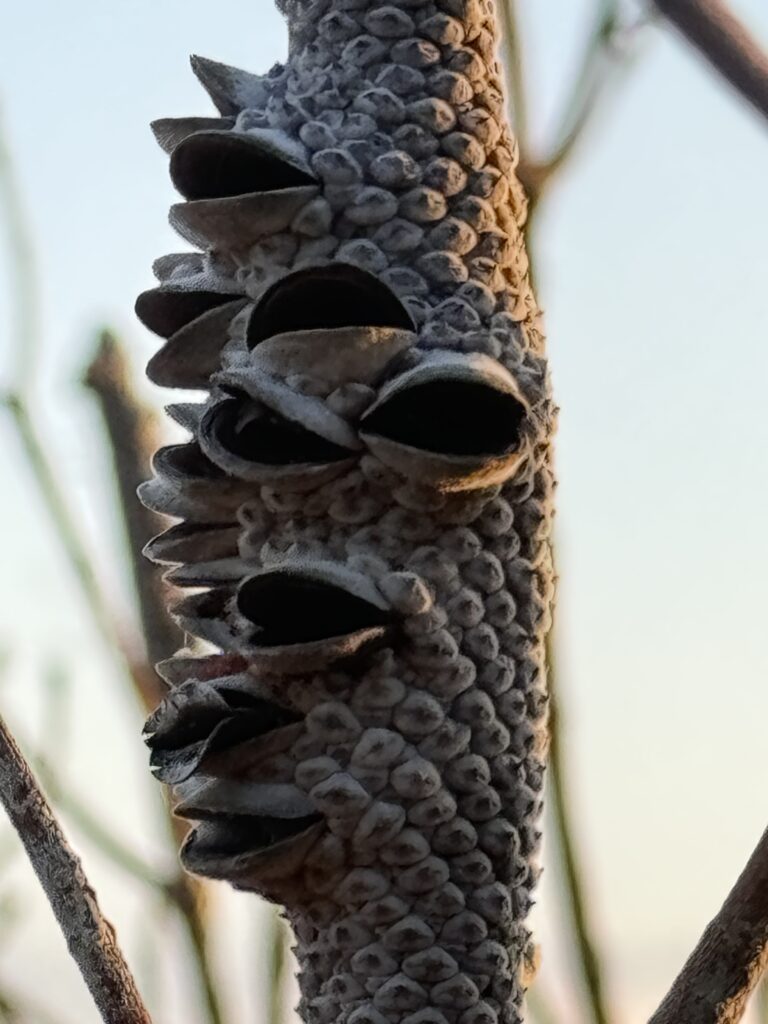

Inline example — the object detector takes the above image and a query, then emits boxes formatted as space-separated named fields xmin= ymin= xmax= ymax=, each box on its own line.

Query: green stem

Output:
xmin=266 ymin=907 xmax=287 ymax=1024
xmin=35 ymin=757 xmax=165 ymax=893
xmin=526 ymin=984 xmax=560 ymax=1024
xmin=0 ymin=104 xmax=40 ymax=394
xmin=0 ymin=117 xmax=224 ymax=1024
xmin=1 ymin=395 xmax=142 ymax=670
xmin=547 ymin=637 xmax=611 ymax=1024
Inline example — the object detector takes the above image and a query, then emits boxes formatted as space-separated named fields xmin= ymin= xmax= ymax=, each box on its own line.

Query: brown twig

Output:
xmin=0 ymin=714 xmax=151 ymax=1024
xmin=649 ymin=823 xmax=768 ymax=1023
xmin=82 ymin=334 xmax=224 ymax=1024
xmin=652 ymin=0 xmax=768 ymax=121
xmin=83 ymin=330 xmax=180 ymax=698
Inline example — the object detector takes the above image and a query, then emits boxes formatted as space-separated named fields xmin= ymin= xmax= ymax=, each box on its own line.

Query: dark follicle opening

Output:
xmin=187 ymin=814 xmax=322 ymax=857
xmin=154 ymin=442 xmax=226 ymax=480
xmin=170 ymin=132 xmax=315 ymax=201
xmin=362 ymin=379 xmax=527 ymax=456
xmin=247 ymin=265 xmax=414 ymax=347
xmin=136 ymin=288 xmax=236 ymax=339
xmin=175 ymin=587 xmax=231 ymax=622
xmin=237 ymin=573 xmax=391 ymax=647
xmin=147 ymin=690 xmax=300 ymax=753
xmin=212 ymin=394 xmax=352 ymax=465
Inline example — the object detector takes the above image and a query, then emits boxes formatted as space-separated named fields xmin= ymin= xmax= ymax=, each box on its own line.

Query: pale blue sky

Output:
xmin=0 ymin=2 xmax=767 ymax=1021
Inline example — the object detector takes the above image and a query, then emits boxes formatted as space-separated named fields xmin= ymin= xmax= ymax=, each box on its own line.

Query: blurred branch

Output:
xmin=652 ymin=0 xmax=768 ymax=122
xmin=518 ymin=3 xmax=647 ymax=212
xmin=81 ymin=335 xmax=224 ymax=1024
xmin=0 ymin=99 xmax=150 ymax=702
xmin=0 ymin=713 xmax=151 ymax=1024
xmin=34 ymin=757 xmax=168 ymax=894
xmin=649 ymin=823 xmax=768 ymax=1024
xmin=0 ymin=393 xmax=149 ymax=692
xmin=756 ymin=972 xmax=768 ymax=1022
xmin=267 ymin=908 xmax=288 ymax=1024
xmin=499 ymin=0 xmax=530 ymax=152
xmin=547 ymin=634 xmax=611 ymax=1024
xmin=0 ymin=104 xmax=40 ymax=393
xmin=526 ymin=983 xmax=561 ymax=1024
xmin=35 ymin=749 xmax=223 ymax=1024
xmin=83 ymin=332 xmax=180 ymax=686
xmin=0 ymin=983 xmax=64 ymax=1024
xmin=0 ymin=107 xmax=224 ymax=1024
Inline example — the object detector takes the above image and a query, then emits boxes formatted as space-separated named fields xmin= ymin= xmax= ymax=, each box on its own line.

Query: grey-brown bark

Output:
xmin=653 ymin=0 xmax=768 ymax=121
xmin=650 ymin=825 xmax=768 ymax=1024
xmin=0 ymin=714 xmax=150 ymax=1024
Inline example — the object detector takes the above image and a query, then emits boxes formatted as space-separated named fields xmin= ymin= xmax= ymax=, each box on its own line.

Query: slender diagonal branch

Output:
xmin=652 ymin=0 xmax=768 ymax=121
xmin=1 ymin=394 xmax=147 ymax=685
xmin=0 ymin=104 xmax=39 ymax=393
xmin=0 ymin=714 xmax=151 ymax=1024
xmin=650 ymin=823 xmax=768 ymax=1024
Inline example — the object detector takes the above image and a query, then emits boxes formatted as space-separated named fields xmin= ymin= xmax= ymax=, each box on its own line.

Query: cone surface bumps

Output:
xmin=138 ymin=3 xmax=555 ymax=1022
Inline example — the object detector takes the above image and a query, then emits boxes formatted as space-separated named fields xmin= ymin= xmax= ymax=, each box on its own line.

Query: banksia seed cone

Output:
xmin=138 ymin=2 xmax=555 ymax=1022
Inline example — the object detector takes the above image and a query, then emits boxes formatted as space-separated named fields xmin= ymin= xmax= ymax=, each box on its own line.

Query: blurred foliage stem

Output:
xmin=504 ymin=1 xmax=646 ymax=276
xmin=0 ymin=108 xmax=223 ymax=1024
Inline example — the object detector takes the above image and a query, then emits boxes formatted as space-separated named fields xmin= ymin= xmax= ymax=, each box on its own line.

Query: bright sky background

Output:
xmin=0 ymin=2 xmax=767 ymax=1022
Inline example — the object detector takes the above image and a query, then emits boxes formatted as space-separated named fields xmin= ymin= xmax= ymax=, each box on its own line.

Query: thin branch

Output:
xmin=37 ymin=752 xmax=223 ymax=1024
xmin=0 ymin=109 xmax=224 ymax=1024
xmin=0 ymin=978 xmax=70 ymax=1024
xmin=518 ymin=4 xmax=647 ymax=208
xmin=547 ymin=635 xmax=612 ymax=1024
xmin=650 ymin=823 xmax=768 ymax=1024
xmin=267 ymin=908 xmax=288 ymax=1024
xmin=652 ymin=0 xmax=768 ymax=122
xmin=83 ymin=331 xmax=180 ymax=682
xmin=0 ymin=714 xmax=151 ymax=1024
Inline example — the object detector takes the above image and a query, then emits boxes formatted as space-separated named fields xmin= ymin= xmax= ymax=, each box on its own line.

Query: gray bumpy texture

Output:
xmin=137 ymin=2 xmax=556 ymax=1022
